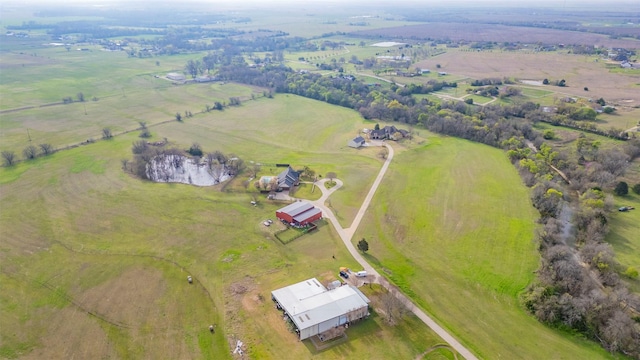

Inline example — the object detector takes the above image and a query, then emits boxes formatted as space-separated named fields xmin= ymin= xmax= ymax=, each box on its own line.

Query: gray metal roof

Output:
xmin=271 ymin=278 xmax=370 ymax=331
xmin=292 ymin=207 xmax=322 ymax=223
xmin=277 ymin=201 xmax=314 ymax=217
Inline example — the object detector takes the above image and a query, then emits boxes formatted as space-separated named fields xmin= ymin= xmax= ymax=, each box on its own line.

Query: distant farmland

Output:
xmin=351 ymin=23 xmax=640 ymax=48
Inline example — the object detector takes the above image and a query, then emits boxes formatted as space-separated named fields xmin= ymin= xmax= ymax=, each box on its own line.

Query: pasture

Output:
xmin=414 ymin=49 xmax=640 ymax=105
xmin=2 ymin=5 xmax=639 ymax=358
xmin=354 ymin=135 xmax=617 ymax=359
xmin=0 ymin=94 xmax=455 ymax=358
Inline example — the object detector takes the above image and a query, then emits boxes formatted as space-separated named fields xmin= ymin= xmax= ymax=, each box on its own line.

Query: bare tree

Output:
xmin=251 ymin=164 xmax=261 ymax=178
xmin=1 ymin=150 xmax=16 ymax=166
xmin=77 ymin=92 xmax=85 ymax=102
xmin=102 ymin=127 xmax=113 ymax=139
xmin=138 ymin=121 xmax=147 ymax=130
xmin=326 ymin=172 xmax=337 ymax=182
xmin=380 ymin=289 xmax=410 ymax=326
xmin=23 ymin=145 xmax=38 ymax=160
xmin=206 ymin=152 xmax=217 ymax=169
xmin=121 ymin=158 xmax=129 ymax=171
xmin=132 ymin=140 xmax=149 ymax=154
xmin=39 ymin=143 xmax=54 ymax=155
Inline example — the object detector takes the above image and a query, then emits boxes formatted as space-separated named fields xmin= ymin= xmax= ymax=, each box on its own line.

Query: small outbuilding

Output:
xmin=348 ymin=136 xmax=366 ymax=148
xmin=271 ymin=278 xmax=370 ymax=340
xmin=167 ymin=72 xmax=186 ymax=81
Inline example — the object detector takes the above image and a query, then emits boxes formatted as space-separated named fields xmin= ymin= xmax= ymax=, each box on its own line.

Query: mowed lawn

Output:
xmin=354 ymin=135 xmax=616 ymax=359
xmin=0 ymin=101 xmax=451 ymax=358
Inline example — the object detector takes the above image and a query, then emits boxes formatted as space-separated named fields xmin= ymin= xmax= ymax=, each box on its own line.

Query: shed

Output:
xmin=167 ymin=72 xmax=186 ymax=81
xmin=348 ymin=136 xmax=366 ymax=148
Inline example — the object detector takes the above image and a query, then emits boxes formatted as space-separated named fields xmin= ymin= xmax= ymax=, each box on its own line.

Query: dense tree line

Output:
xmin=216 ymin=64 xmax=456 ymax=123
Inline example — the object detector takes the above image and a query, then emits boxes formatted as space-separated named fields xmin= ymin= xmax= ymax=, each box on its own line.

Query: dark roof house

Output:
xmin=278 ymin=166 xmax=300 ymax=190
xmin=370 ymin=126 xmax=404 ymax=140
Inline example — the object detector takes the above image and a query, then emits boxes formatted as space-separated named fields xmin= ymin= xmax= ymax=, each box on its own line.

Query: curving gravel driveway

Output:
xmin=307 ymin=143 xmax=478 ymax=360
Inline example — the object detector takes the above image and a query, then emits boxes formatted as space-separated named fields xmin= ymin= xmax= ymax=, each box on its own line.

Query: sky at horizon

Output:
xmin=2 ymin=0 xmax=639 ymax=7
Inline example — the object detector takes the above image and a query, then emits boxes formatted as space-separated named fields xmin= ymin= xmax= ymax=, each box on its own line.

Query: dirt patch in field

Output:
xmin=415 ymin=51 xmax=640 ymax=103
xmin=19 ymin=307 xmax=117 ymax=360
xmin=77 ymin=267 xmax=168 ymax=327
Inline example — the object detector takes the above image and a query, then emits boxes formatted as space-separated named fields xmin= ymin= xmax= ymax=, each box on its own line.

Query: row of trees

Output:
xmin=2 ymin=143 xmax=54 ymax=166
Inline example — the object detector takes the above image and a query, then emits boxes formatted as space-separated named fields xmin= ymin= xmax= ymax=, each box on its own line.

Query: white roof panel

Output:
xmin=271 ymin=278 xmax=369 ymax=331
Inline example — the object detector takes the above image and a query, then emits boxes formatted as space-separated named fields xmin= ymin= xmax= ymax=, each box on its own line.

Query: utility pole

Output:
xmin=27 ymin=128 xmax=31 ymax=142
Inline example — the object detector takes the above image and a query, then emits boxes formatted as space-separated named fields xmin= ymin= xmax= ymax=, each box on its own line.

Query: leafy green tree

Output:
xmin=614 ymin=181 xmax=628 ymax=196
xmin=357 ymin=238 xmax=369 ymax=253
xmin=632 ymin=183 xmax=640 ymax=195
xmin=543 ymin=130 xmax=555 ymax=140
xmin=542 ymin=78 xmax=549 ymax=85
xmin=464 ymin=98 xmax=473 ymax=105
xmin=175 ymin=112 xmax=182 ymax=122
xmin=623 ymin=266 xmax=638 ymax=279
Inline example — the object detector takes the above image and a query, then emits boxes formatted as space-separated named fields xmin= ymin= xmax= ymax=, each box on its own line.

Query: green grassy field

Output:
xmin=0 ymin=93 xmax=457 ymax=358
xmin=353 ymin=135 xmax=617 ymax=359
xmin=2 ymin=7 xmax=637 ymax=357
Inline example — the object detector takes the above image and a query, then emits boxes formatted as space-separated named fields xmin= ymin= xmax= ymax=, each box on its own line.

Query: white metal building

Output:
xmin=271 ymin=278 xmax=370 ymax=340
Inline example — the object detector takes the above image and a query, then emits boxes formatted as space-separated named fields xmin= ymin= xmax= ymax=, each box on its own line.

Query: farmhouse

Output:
xmin=277 ymin=166 xmax=300 ymax=190
xmin=348 ymin=136 xmax=366 ymax=148
xmin=369 ymin=125 xmax=408 ymax=140
xmin=276 ymin=201 xmax=322 ymax=226
xmin=271 ymin=278 xmax=370 ymax=340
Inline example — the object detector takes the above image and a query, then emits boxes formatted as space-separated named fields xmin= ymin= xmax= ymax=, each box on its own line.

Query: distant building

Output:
xmin=348 ymin=136 xmax=366 ymax=148
xmin=276 ymin=201 xmax=322 ymax=226
xmin=167 ymin=73 xmax=186 ymax=81
xmin=369 ymin=125 xmax=408 ymax=141
xmin=271 ymin=278 xmax=370 ymax=340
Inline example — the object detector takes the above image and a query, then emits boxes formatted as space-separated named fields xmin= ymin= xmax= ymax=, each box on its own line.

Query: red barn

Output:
xmin=276 ymin=201 xmax=322 ymax=226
